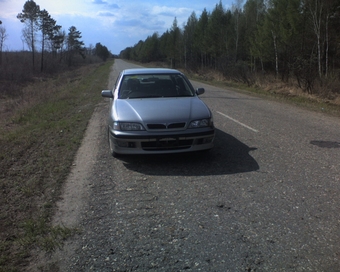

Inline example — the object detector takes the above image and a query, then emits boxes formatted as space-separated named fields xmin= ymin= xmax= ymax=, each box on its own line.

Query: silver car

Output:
xmin=101 ymin=68 xmax=215 ymax=156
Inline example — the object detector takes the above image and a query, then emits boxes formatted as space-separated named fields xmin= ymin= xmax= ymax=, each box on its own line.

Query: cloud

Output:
xmin=152 ymin=6 xmax=192 ymax=18
xmin=116 ymin=19 xmax=141 ymax=27
xmin=98 ymin=11 xmax=115 ymax=17
xmin=114 ymin=18 xmax=160 ymax=32
xmin=108 ymin=3 xmax=119 ymax=9
xmin=92 ymin=0 xmax=119 ymax=9
xmin=92 ymin=0 xmax=107 ymax=4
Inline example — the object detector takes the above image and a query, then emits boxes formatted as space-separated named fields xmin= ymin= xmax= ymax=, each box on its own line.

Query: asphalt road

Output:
xmin=49 ymin=59 xmax=340 ymax=271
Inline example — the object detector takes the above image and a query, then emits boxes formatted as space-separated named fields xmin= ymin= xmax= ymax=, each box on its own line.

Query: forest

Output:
xmin=120 ymin=0 xmax=340 ymax=97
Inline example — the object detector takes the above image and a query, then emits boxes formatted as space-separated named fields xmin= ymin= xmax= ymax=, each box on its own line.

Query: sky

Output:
xmin=0 ymin=0 xmax=235 ymax=54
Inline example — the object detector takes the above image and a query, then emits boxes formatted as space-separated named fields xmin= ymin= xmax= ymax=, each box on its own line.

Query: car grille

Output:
xmin=147 ymin=122 xmax=186 ymax=130
xmin=142 ymin=138 xmax=193 ymax=151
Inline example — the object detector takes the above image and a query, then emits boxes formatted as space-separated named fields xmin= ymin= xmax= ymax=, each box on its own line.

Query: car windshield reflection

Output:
xmin=118 ymin=74 xmax=195 ymax=99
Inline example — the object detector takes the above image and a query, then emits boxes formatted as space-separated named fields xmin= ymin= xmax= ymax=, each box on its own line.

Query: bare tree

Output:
xmin=0 ymin=25 xmax=8 ymax=65
xmin=21 ymin=26 xmax=35 ymax=51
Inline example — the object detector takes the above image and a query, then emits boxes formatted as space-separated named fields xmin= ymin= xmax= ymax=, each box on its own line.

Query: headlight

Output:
xmin=113 ymin=122 xmax=145 ymax=131
xmin=188 ymin=118 xmax=212 ymax=128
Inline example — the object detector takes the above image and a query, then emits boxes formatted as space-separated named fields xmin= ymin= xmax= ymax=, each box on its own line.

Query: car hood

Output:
xmin=113 ymin=97 xmax=211 ymax=124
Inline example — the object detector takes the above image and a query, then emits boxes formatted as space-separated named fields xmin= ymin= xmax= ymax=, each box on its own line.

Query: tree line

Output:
xmin=120 ymin=0 xmax=340 ymax=94
xmin=0 ymin=0 xmax=111 ymax=74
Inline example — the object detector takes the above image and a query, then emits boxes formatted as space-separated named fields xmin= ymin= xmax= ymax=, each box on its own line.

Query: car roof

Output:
xmin=122 ymin=68 xmax=182 ymax=75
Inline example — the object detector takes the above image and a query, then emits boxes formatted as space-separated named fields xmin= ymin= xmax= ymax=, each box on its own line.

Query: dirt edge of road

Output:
xmin=26 ymin=103 xmax=108 ymax=272
xmin=26 ymin=61 xmax=135 ymax=272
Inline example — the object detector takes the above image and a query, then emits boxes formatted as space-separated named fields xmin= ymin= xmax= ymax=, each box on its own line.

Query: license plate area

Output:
xmin=141 ymin=137 xmax=193 ymax=151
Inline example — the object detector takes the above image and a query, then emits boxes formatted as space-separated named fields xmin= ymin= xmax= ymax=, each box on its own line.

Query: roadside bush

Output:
xmin=221 ymin=60 xmax=255 ymax=86
xmin=292 ymin=57 xmax=319 ymax=94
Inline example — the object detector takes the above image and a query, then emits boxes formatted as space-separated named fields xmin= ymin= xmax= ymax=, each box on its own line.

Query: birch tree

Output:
xmin=307 ymin=0 xmax=323 ymax=78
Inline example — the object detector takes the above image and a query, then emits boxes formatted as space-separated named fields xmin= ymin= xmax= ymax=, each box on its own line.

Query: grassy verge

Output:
xmin=0 ymin=60 xmax=114 ymax=271
xmin=188 ymin=73 xmax=340 ymax=117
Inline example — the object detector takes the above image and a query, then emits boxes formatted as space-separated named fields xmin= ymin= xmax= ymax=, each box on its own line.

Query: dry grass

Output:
xmin=0 ymin=66 xmax=93 ymax=129
xmin=0 ymin=60 xmax=114 ymax=272
xmin=218 ymin=70 xmax=340 ymax=108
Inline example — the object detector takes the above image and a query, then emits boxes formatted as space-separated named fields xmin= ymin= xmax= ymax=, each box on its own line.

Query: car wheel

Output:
xmin=108 ymin=128 xmax=118 ymax=157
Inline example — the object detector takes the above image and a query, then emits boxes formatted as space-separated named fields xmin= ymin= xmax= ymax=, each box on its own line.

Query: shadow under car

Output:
xmin=120 ymin=128 xmax=259 ymax=176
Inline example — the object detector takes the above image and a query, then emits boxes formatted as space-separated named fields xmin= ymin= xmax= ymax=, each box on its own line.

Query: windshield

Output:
xmin=118 ymin=74 xmax=195 ymax=99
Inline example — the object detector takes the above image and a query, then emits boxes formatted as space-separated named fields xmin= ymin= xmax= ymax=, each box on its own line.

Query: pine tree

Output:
xmin=168 ymin=18 xmax=181 ymax=68
xmin=67 ymin=26 xmax=85 ymax=66
xmin=95 ymin=42 xmax=110 ymax=61
xmin=207 ymin=2 xmax=227 ymax=67
xmin=194 ymin=9 xmax=209 ymax=69
xmin=39 ymin=9 xmax=60 ymax=71
xmin=183 ymin=12 xmax=198 ymax=68
xmin=17 ymin=0 xmax=40 ymax=69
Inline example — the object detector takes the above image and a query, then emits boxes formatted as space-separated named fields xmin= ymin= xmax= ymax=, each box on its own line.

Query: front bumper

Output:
xmin=109 ymin=127 xmax=215 ymax=155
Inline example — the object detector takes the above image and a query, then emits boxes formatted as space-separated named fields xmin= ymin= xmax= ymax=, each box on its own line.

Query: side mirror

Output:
xmin=196 ymin=88 xmax=205 ymax=95
xmin=101 ymin=90 xmax=113 ymax=98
